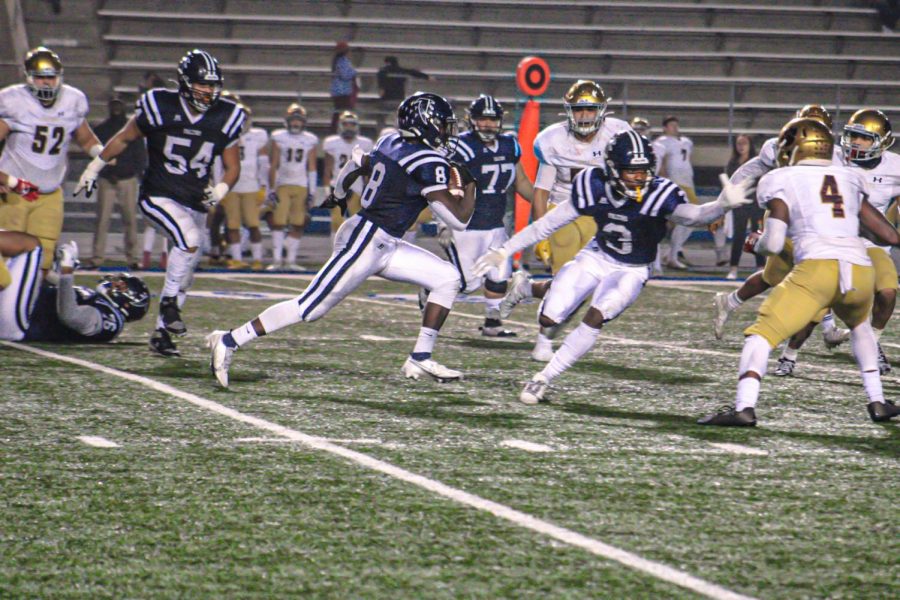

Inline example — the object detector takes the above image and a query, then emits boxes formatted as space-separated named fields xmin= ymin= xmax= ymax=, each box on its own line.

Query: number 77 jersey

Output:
xmin=449 ymin=130 xmax=521 ymax=230
xmin=756 ymin=163 xmax=870 ymax=264
xmin=135 ymin=89 xmax=246 ymax=211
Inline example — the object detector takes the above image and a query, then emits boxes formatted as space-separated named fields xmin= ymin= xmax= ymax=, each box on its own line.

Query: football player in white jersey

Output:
xmin=0 ymin=47 xmax=103 ymax=271
xmin=322 ymin=111 xmax=374 ymax=235
xmin=532 ymin=80 xmax=631 ymax=274
xmin=268 ymin=103 xmax=319 ymax=270
xmin=699 ymin=118 xmax=900 ymax=426
xmin=222 ymin=104 xmax=268 ymax=270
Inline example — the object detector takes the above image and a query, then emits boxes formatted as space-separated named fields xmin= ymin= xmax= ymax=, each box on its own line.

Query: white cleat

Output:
xmin=822 ymin=327 xmax=851 ymax=350
xmin=666 ymin=257 xmax=688 ymax=270
xmin=206 ymin=330 xmax=235 ymax=388
xmin=402 ymin=356 xmax=463 ymax=383
xmin=713 ymin=292 xmax=733 ymax=340
xmin=265 ymin=262 xmax=283 ymax=271
xmin=500 ymin=270 xmax=533 ymax=319
xmin=520 ymin=375 xmax=549 ymax=405
xmin=531 ymin=341 xmax=554 ymax=362
xmin=285 ymin=263 xmax=306 ymax=272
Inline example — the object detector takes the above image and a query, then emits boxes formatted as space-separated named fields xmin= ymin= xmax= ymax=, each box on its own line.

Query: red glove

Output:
xmin=9 ymin=175 xmax=40 ymax=201
xmin=744 ymin=230 xmax=762 ymax=254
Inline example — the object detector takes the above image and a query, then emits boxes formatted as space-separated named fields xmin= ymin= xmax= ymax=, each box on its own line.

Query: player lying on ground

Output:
xmin=474 ymin=131 xmax=752 ymax=404
xmin=698 ymin=118 xmax=900 ymax=427
xmin=207 ymin=92 xmax=476 ymax=388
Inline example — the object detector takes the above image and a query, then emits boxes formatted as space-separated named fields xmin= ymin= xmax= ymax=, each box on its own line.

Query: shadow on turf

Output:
xmin=570 ymin=360 xmax=713 ymax=384
xmin=559 ymin=403 xmax=900 ymax=459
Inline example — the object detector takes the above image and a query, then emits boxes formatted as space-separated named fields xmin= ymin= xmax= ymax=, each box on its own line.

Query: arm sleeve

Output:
xmin=729 ymin=155 xmax=771 ymax=187
xmin=501 ymin=201 xmax=580 ymax=254
xmin=669 ymin=201 xmax=726 ymax=226
xmin=429 ymin=199 xmax=470 ymax=232
xmin=56 ymin=276 xmax=103 ymax=336
xmin=755 ymin=217 xmax=788 ymax=255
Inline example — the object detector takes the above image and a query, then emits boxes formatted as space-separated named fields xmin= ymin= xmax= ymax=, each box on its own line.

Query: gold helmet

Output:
xmin=285 ymin=102 xmax=307 ymax=133
xmin=563 ymin=80 xmax=611 ymax=137
xmin=795 ymin=104 xmax=833 ymax=130
xmin=338 ymin=110 xmax=360 ymax=139
xmin=840 ymin=108 xmax=894 ymax=164
xmin=24 ymin=46 xmax=63 ymax=106
xmin=629 ymin=116 xmax=650 ymax=136
xmin=776 ymin=117 xmax=834 ymax=167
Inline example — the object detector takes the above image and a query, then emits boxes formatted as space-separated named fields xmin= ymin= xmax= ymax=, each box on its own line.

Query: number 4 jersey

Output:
xmin=0 ymin=83 xmax=89 ymax=193
xmin=135 ymin=89 xmax=245 ymax=211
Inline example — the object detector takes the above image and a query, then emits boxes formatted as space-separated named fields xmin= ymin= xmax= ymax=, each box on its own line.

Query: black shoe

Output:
xmin=697 ymin=405 xmax=757 ymax=427
xmin=867 ymin=401 xmax=900 ymax=423
xmin=159 ymin=296 xmax=186 ymax=336
xmin=480 ymin=325 xmax=518 ymax=337
xmin=150 ymin=327 xmax=180 ymax=357
xmin=877 ymin=343 xmax=891 ymax=375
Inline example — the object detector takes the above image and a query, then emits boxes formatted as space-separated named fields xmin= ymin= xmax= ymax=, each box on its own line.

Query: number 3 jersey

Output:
xmin=358 ymin=132 xmax=452 ymax=238
xmin=135 ymin=89 xmax=245 ymax=211
xmin=0 ymin=83 xmax=89 ymax=193
xmin=24 ymin=284 xmax=124 ymax=343
xmin=449 ymin=130 xmax=521 ymax=230
xmin=571 ymin=168 xmax=686 ymax=265
xmin=757 ymin=162 xmax=870 ymax=265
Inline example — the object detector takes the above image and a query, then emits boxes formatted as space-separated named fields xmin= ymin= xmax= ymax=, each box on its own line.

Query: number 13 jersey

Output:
xmin=0 ymin=83 xmax=89 ymax=193
xmin=271 ymin=128 xmax=319 ymax=188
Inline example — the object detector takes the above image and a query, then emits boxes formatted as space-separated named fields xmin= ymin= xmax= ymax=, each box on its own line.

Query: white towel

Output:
xmin=838 ymin=260 xmax=854 ymax=294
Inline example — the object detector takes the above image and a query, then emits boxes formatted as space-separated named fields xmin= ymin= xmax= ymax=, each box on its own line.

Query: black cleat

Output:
xmin=150 ymin=327 xmax=180 ymax=357
xmin=867 ymin=401 xmax=900 ymax=423
xmin=480 ymin=325 xmax=517 ymax=337
xmin=697 ymin=405 xmax=757 ymax=427
xmin=159 ymin=296 xmax=187 ymax=336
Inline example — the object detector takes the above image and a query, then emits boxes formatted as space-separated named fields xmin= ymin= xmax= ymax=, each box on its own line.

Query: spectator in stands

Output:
xmin=875 ymin=0 xmax=899 ymax=32
xmin=724 ymin=134 xmax=763 ymax=280
xmin=330 ymin=41 xmax=358 ymax=131
xmin=376 ymin=56 xmax=432 ymax=131
xmin=138 ymin=71 xmax=165 ymax=95
xmin=84 ymin=95 xmax=146 ymax=269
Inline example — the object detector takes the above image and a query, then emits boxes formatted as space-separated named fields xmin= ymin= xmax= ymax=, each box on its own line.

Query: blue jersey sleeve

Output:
xmin=401 ymin=150 xmax=451 ymax=195
xmin=571 ymin=168 xmax=605 ymax=215
xmin=643 ymin=178 xmax=687 ymax=217
xmin=220 ymin=103 xmax=247 ymax=147
xmin=134 ymin=90 xmax=164 ymax=135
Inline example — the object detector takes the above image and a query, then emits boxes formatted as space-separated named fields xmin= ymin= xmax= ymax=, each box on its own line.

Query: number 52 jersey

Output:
xmin=0 ymin=83 xmax=89 ymax=194
xmin=135 ymin=89 xmax=245 ymax=211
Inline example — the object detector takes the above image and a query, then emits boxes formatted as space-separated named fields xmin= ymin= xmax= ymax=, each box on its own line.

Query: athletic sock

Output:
xmin=781 ymin=346 xmax=799 ymax=362
xmin=735 ymin=378 xmax=761 ymax=411
xmin=251 ymin=242 xmax=263 ymax=263
xmin=485 ymin=297 xmax=502 ymax=325
xmin=161 ymin=247 xmax=194 ymax=298
xmin=540 ymin=323 xmax=601 ymax=382
xmin=229 ymin=243 xmax=242 ymax=261
xmin=411 ymin=327 xmax=438 ymax=360
xmin=735 ymin=334 xmax=771 ymax=410
xmin=726 ymin=290 xmax=744 ymax=311
xmin=873 ymin=327 xmax=884 ymax=342
xmin=862 ymin=371 xmax=885 ymax=404
xmin=285 ymin=236 xmax=300 ymax=264
xmin=821 ymin=312 xmax=836 ymax=332
xmin=229 ymin=321 xmax=259 ymax=347
xmin=271 ymin=230 xmax=285 ymax=263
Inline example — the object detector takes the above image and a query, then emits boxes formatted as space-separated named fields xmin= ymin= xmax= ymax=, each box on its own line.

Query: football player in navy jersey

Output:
xmin=23 ymin=241 xmax=150 ymax=343
xmin=207 ymin=92 xmax=476 ymax=388
xmin=442 ymin=95 xmax=534 ymax=337
xmin=475 ymin=131 xmax=752 ymax=403
xmin=75 ymin=49 xmax=246 ymax=357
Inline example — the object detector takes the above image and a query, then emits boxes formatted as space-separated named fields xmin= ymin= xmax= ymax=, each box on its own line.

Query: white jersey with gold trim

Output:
xmin=757 ymin=161 xmax=871 ymax=265
xmin=233 ymin=127 xmax=269 ymax=193
xmin=533 ymin=117 xmax=631 ymax=205
xmin=0 ymin=83 xmax=88 ymax=193
xmin=833 ymin=149 xmax=900 ymax=250
xmin=323 ymin=134 xmax=374 ymax=194
xmin=271 ymin=129 xmax=318 ymax=187
xmin=652 ymin=135 xmax=694 ymax=189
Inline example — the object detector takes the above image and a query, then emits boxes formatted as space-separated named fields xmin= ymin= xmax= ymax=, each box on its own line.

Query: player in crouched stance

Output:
xmin=699 ymin=119 xmax=900 ymax=426
xmin=475 ymin=131 xmax=751 ymax=404
xmin=208 ymin=92 xmax=475 ymax=387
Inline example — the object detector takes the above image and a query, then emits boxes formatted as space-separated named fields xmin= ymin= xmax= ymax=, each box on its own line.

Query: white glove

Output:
xmin=715 ymin=173 xmax=754 ymax=210
xmin=74 ymin=156 xmax=107 ymax=198
xmin=56 ymin=240 xmax=80 ymax=270
xmin=473 ymin=247 xmax=509 ymax=278
xmin=202 ymin=182 xmax=230 ymax=208
xmin=437 ymin=222 xmax=453 ymax=251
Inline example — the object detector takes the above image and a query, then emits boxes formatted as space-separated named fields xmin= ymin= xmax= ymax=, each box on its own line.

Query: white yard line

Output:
xmin=707 ymin=443 xmax=769 ymax=457
xmin=236 ymin=437 xmax=383 ymax=445
xmin=359 ymin=334 xmax=407 ymax=342
xmin=3 ymin=340 xmax=754 ymax=600
xmin=76 ymin=435 xmax=120 ymax=448
xmin=500 ymin=439 xmax=556 ymax=453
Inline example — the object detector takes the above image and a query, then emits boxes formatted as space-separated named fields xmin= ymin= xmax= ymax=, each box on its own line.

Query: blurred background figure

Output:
xmin=330 ymin=41 xmax=357 ymax=131
xmin=85 ymin=94 xmax=146 ymax=269
xmin=138 ymin=70 xmax=165 ymax=95
xmin=630 ymin=116 xmax=651 ymax=137
xmin=376 ymin=56 xmax=432 ymax=131
xmin=725 ymin=134 xmax=764 ymax=279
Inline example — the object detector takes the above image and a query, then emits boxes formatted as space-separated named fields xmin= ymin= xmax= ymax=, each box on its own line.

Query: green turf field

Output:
xmin=2 ymin=272 xmax=898 ymax=599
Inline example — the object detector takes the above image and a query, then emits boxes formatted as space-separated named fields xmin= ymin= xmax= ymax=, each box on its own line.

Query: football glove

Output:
xmin=437 ymin=222 xmax=453 ymax=252
xmin=473 ymin=247 xmax=509 ymax=278
xmin=74 ymin=156 xmax=107 ymax=198
xmin=6 ymin=175 xmax=40 ymax=201
xmin=320 ymin=191 xmax=348 ymax=215
xmin=202 ymin=182 xmax=230 ymax=208
xmin=534 ymin=240 xmax=552 ymax=265
xmin=716 ymin=173 xmax=754 ymax=210
xmin=55 ymin=240 xmax=80 ymax=270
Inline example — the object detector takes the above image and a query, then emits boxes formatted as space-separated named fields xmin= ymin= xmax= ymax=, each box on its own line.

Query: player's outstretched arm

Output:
xmin=860 ymin=199 xmax=900 ymax=247
xmin=56 ymin=272 xmax=103 ymax=336
xmin=75 ymin=118 xmax=144 ymax=197
xmin=669 ymin=174 xmax=752 ymax=226
xmin=73 ymin=119 xmax=103 ymax=158
xmin=514 ymin=162 xmax=535 ymax=203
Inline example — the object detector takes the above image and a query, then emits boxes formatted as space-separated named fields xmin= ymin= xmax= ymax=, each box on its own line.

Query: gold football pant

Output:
xmin=549 ymin=214 xmax=597 ymax=274
xmin=868 ymin=247 xmax=899 ymax=292
xmin=331 ymin=192 xmax=361 ymax=234
xmin=273 ymin=185 xmax=309 ymax=228
xmin=746 ymin=259 xmax=875 ymax=348
xmin=223 ymin=191 xmax=263 ymax=229
xmin=0 ymin=188 xmax=63 ymax=269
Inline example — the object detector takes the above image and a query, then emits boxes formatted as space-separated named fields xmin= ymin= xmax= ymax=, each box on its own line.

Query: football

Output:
xmin=448 ymin=164 xmax=465 ymax=198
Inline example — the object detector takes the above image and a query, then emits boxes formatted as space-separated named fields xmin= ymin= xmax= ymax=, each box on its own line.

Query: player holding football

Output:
xmin=699 ymin=118 xmax=900 ymax=426
xmin=208 ymin=92 xmax=476 ymax=387
xmin=75 ymin=49 xmax=246 ymax=357
xmin=474 ymin=131 xmax=752 ymax=404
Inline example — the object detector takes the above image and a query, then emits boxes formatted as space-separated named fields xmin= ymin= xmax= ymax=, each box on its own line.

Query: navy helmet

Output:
xmin=177 ymin=49 xmax=223 ymax=113
xmin=397 ymin=91 xmax=457 ymax=150
xmin=605 ymin=130 xmax=656 ymax=200
xmin=96 ymin=273 xmax=150 ymax=322
xmin=467 ymin=94 xmax=504 ymax=143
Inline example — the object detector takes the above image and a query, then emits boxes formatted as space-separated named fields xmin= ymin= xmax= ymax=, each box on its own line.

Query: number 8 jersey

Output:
xmin=135 ymin=89 xmax=245 ymax=211
xmin=0 ymin=83 xmax=88 ymax=193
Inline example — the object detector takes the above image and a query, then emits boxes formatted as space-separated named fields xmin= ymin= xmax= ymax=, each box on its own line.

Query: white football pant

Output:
xmin=446 ymin=226 xmax=510 ymax=294
xmin=0 ymin=245 xmax=43 ymax=341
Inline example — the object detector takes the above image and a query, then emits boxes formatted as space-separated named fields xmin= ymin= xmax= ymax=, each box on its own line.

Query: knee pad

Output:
xmin=484 ymin=278 xmax=508 ymax=294
xmin=427 ymin=276 xmax=460 ymax=309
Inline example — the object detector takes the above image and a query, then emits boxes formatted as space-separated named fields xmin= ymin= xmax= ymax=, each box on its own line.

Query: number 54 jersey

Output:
xmin=0 ymin=83 xmax=88 ymax=193
xmin=135 ymin=89 xmax=245 ymax=211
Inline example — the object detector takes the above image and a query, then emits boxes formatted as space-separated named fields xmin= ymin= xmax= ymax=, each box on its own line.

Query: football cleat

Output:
xmin=713 ymin=292 xmax=733 ymax=340
xmin=265 ymin=262 xmax=283 ymax=271
xmin=878 ymin=343 xmax=892 ymax=375
xmin=666 ymin=255 xmax=688 ymax=270
xmin=206 ymin=330 xmax=235 ymax=388
xmin=773 ymin=357 xmax=796 ymax=377
xmin=55 ymin=240 xmax=80 ymax=270
xmin=520 ymin=375 xmax=549 ymax=405
xmin=159 ymin=296 xmax=187 ymax=336
xmin=822 ymin=327 xmax=851 ymax=349
xmin=149 ymin=327 xmax=180 ymax=357
xmin=867 ymin=400 xmax=900 ymax=423
xmin=402 ymin=356 xmax=463 ymax=383
xmin=480 ymin=325 xmax=517 ymax=338
xmin=500 ymin=270 xmax=532 ymax=319
xmin=697 ymin=405 xmax=757 ymax=427
xmin=226 ymin=259 xmax=249 ymax=270
xmin=251 ymin=260 xmax=264 ymax=271
xmin=285 ymin=263 xmax=306 ymax=272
